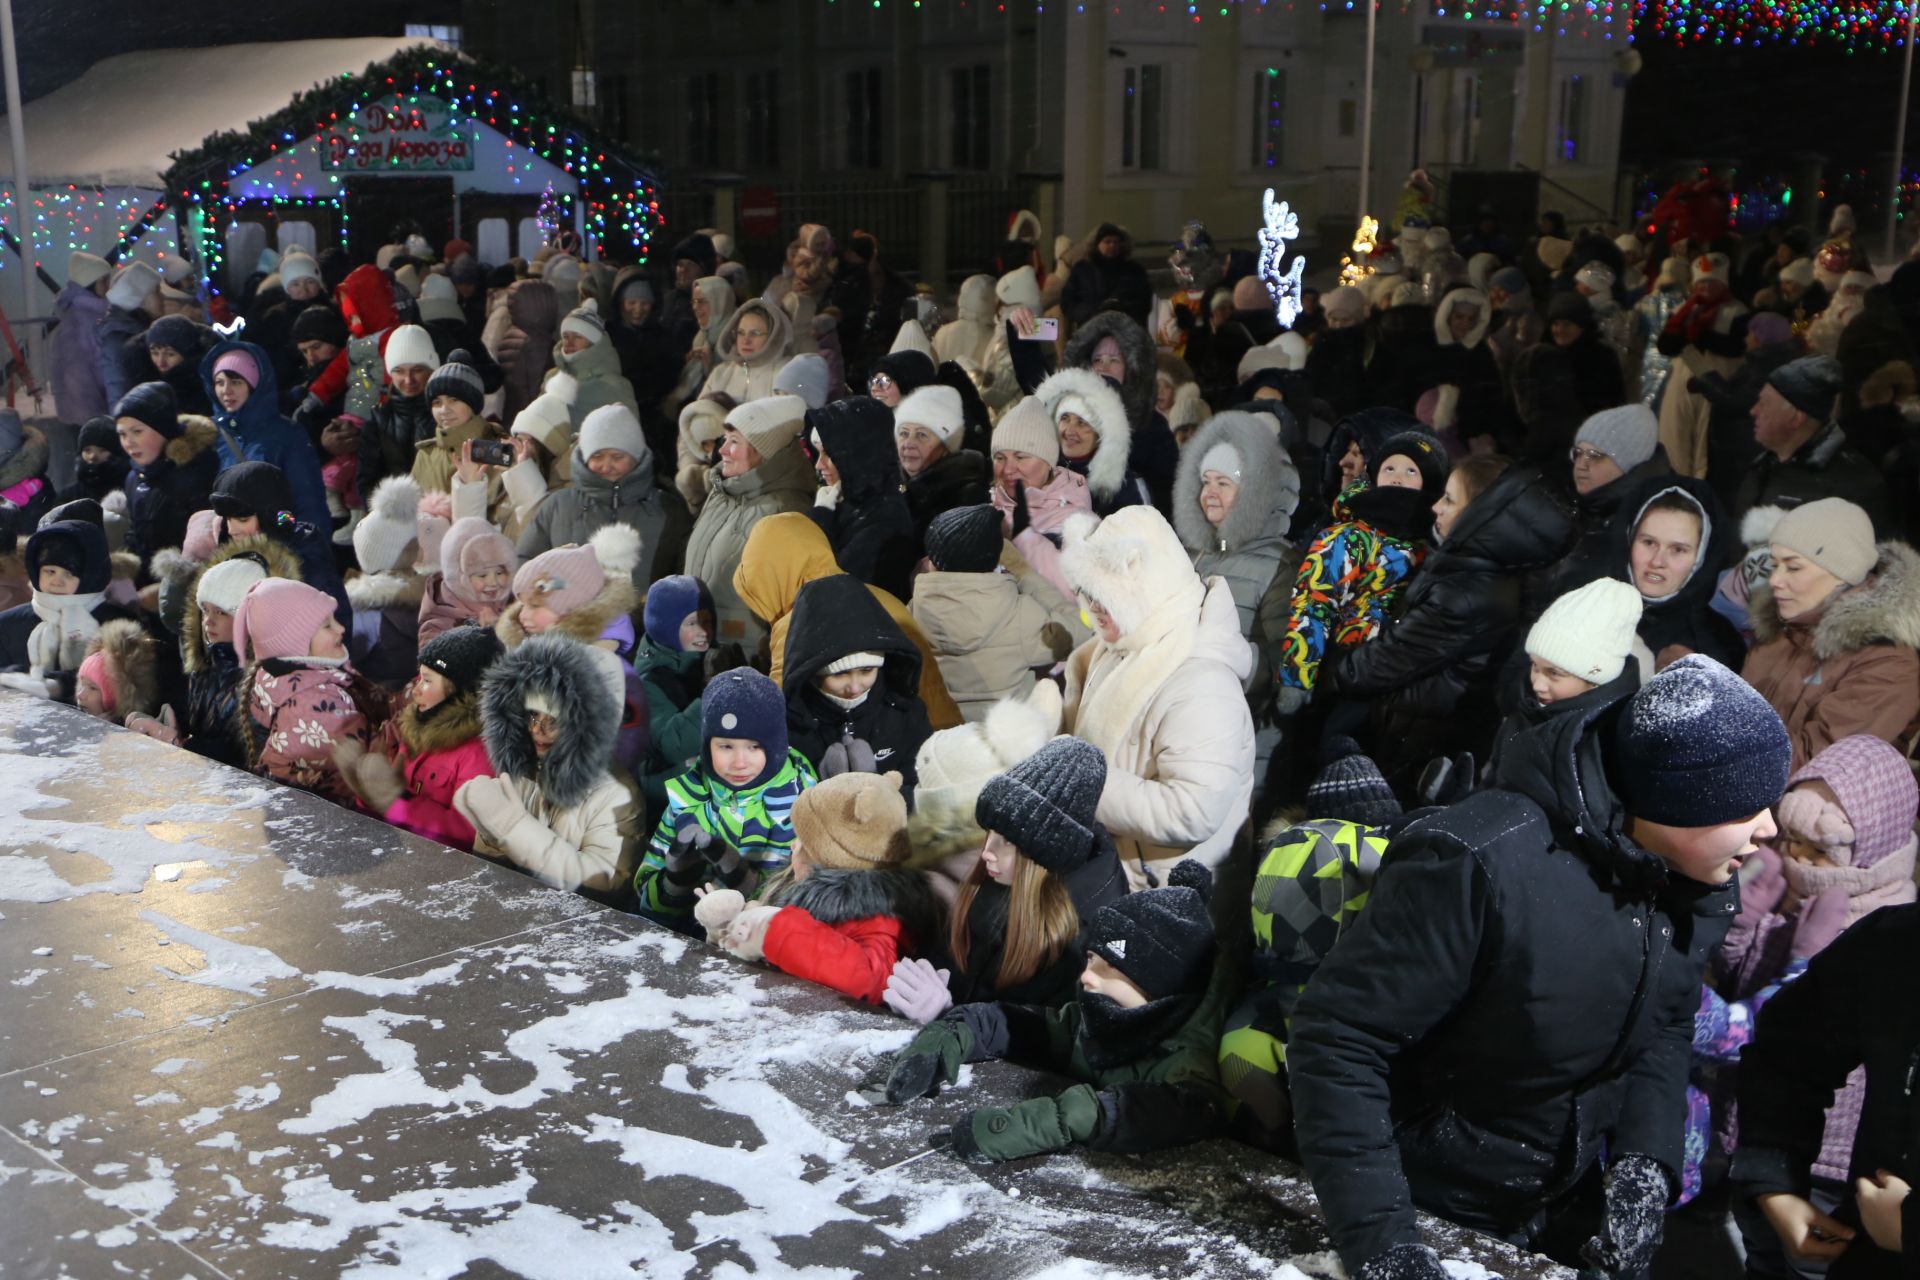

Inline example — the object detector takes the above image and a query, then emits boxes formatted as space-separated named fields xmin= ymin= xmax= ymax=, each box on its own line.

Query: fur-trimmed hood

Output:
xmin=1060 ymin=504 xmax=1205 ymax=640
xmin=1432 ymin=287 xmax=1492 ymax=349
xmin=345 ymin=569 xmax=427 ymax=613
xmin=479 ymin=633 xmax=623 ymax=810
xmin=393 ymin=687 xmax=485 ymax=758
xmin=496 ymin=576 xmax=639 ymax=650
xmin=1037 ymin=366 xmax=1133 ymax=503
xmin=180 ymin=535 xmax=305 ymax=675
xmin=150 ymin=416 xmax=220 ymax=474
xmin=768 ymin=865 xmax=945 ymax=947
xmin=87 ymin=618 xmax=161 ymax=720
xmin=1749 ymin=540 xmax=1920 ymax=659
xmin=1171 ymin=411 xmax=1300 ymax=554
xmin=1062 ymin=310 xmax=1157 ymax=432
xmin=715 ymin=298 xmax=793 ymax=368
xmin=0 ymin=421 xmax=48 ymax=491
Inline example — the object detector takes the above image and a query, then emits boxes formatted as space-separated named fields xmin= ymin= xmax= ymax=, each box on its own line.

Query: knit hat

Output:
xmin=77 ymin=416 xmax=121 ymax=455
xmin=1575 ymin=403 xmax=1659 ymax=472
xmin=232 ymin=578 xmax=338 ymax=663
xmin=384 ymin=324 xmax=438 ymax=374
xmin=511 ymin=523 xmax=640 ymax=618
xmin=642 ymin=574 xmax=714 ymax=651
xmin=418 ymin=624 xmax=505 ymax=696
xmin=724 ymin=396 xmax=806 ymax=459
xmin=1526 ymin=578 xmax=1644 ymax=685
xmin=922 ymin=504 xmax=1003 ymax=574
xmin=1198 ymin=442 xmax=1243 ymax=483
xmin=1783 ymin=734 xmax=1920 ymax=869
xmin=417 ymin=273 xmax=464 ymax=325
xmin=1373 ymin=429 xmax=1449 ymax=499
xmin=1613 ymin=655 xmax=1792 ymax=829
xmin=1489 ymin=266 xmax=1529 ymax=298
xmin=196 ymin=555 xmax=268 ymax=614
xmin=542 ymin=254 xmax=584 ymax=298
xmin=107 ymin=261 xmax=160 ymax=311
xmin=279 ymin=253 xmax=321 ymax=290
xmin=869 ymin=349 xmax=937 ymax=397
xmin=1745 ymin=311 xmax=1793 ymax=348
xmin=773 ymin=354 xmax=831 ymax=410
xmin=821 ymin=652 xmax=887 ymax=676
xmin=352 ymin=476 xmax=423 ymax=575
xmin=510 ymin=393 xmax=574 ymax=458
xmin=210 ymin=461 xmax=293 ymax=524
xmin=894 ymin=385 xmax=966 ymax=451
xmin=990 ymin=395 xmax=1060 ymax=466
xmin=143 ymin=315 xmax=199 ymax=357
xmin=1323 ymin=285 xmax=1368 ymax=325
xmin=1574 ymin=261 xmax=1616 ymax=294
xmin=76 ymin=650 xmax=118 ymax=713
xmin=440 ymin=516 xmax=517 ymax=593
xmin=67 ymin=251 xmax=111 ymax=288
xmin=291 ymin=304 xmax=349 ymax=349
xmin=1777 ymin=258 xmax=1815 ymax=288
xmin=578 ymin=403 xmax=647 ymax=462
xmin=1306 ymin=737 xmax=1402 ymax=826
xmin=702 ymin=668 xmax=789 ymax=782
xmin=1766 ymin=355 xmax=1845 ymax=422
xmin=974 ymin=736 xmax=1108 ymax=874
xmin=1768 ymin=496 xmax=1877 ymax=586
xmin=212 ymin=348 xmax=260 ymax=388
xmin=426 ymin=351 xmax=486 ymax=416
xmin=113 ymin=381 xmax=181 ymax=439
xmin=561 ymin=299 xmax=606 ymax=345
xmin=792 ymin=771 xmax=912 ymax=869
xmin=995 ymin=265 xmax=1041 ymax=311
xmin=1546 ymin=291 xmax=1594 ymax=329
xmin=1087 ymin=860 xmax=1216 ymax=1001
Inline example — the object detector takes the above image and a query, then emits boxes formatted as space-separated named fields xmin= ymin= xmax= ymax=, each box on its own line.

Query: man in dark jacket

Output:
xmin=1738 ymin=355 xmax=1893 ymax=536
xmin=1061 ymin=223 xmax=1153 ymax=331
xmin=1289 ymin=655 xmax=1793 ymax=1279
xmin=1690 ymin=312 xmax=1802 ymax=514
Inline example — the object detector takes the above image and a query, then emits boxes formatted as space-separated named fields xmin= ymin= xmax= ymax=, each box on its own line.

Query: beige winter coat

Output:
xmin=908 ymin=549 xmax=1086 ymax=723
xmin=696 ymin=300 xmax=793 ymax=406
xmin=455 ymin=768 xmax=642 ymax=895
xmin=682 ymin=443 xmax=818 ymax=648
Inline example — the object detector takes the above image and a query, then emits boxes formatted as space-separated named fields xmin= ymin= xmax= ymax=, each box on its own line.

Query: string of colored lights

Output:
xmin=1633 ymin=0 xmax=1918 ymax=48
xmin=0 ymin=186 xmax=165 ymax=273
xmin=827 ymin=0 xmax=1626 ymax=34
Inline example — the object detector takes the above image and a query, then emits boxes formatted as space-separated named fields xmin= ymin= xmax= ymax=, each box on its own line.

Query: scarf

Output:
xmin=1072 ymin=583 xmax=1202 ymax=769
xmin=28 ymin=588 xmax=105 ymax=677
xmin=1779 ymin=836 xmax=1919 ymax=926
xmin=1078 ymin=990 xmax=1203 ymax=1071
xmin=1665 ymin=279 xmax=1731 ymax=346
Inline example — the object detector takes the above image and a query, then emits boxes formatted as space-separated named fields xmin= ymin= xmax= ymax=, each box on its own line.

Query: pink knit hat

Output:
xmin=212 ymin=349 xmax=261 ymax=388
xmin=233 ymin=579 xmax=338 ymax=663
xmin=77 ymin=651 xmax=118 ymax=714
xmin=441 ymin=516 xmax=518 ymax=604
xmin=1781 ymin=734 xmax=1920 ymax=868
xmin=512 ymin=544 xmax=607 ymax=619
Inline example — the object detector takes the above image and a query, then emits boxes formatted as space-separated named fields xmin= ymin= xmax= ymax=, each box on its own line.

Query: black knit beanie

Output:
xmin=290 ymin=304 xmax=350 ymax=350
xmin=114 ymin=381 xmax=183 ymax=440
xmin=924 ymin=504 xmax=1004 ymax=574
xmin=418 ymin=624 xmax=505 ymax=697
xmin=974 ymin=737 xmax=1108 ymax=874
xmin=1088 ymin=860 xmax=1216 ymax=1001
xmin=77 ymin=416 xmax=123 ymax=455
xmin=1306 ymin=737 xmax=1402 ymax=827
xmin=1612 ymin=654 xmax=1791 ymax=829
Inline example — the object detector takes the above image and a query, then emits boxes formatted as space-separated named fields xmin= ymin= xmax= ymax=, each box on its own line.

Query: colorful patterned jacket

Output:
xmin=1279 ymin=484 xmax=1427 ymax=692
xmin=633 ymin=747 xmax=817 ymax=916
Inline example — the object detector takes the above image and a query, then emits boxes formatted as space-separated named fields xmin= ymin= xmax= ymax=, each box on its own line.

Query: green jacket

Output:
xmin=632 ymin=637 xmax=704 ymax=812
xmin=898 ymin=959 xmax=1234 ymax=1161
xmin=633 ymin=747 xmax=816 ymax=916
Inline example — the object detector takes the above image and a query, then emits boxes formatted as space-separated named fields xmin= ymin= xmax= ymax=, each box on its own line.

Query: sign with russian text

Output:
xmin=321 ymin=101 xmax=476 ymax=173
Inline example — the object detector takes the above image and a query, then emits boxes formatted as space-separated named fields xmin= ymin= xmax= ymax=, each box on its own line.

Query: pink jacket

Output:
xmin=991 ymin=467 xmax=1093 ymax=602
xmin=372 ymin=697 xmax=495 ymax=851
xmin=247 ymin=660 xmax=380 ymax=805
xmin=416 ymin=573 xmax=508 ymax=646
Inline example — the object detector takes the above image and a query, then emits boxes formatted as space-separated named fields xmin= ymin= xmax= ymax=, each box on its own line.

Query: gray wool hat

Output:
xmin=974 ymin=736 xmax=1107 ymax=874
xmin=773 ymin=353 xmax=831 ymax=410
xmin=1575 ymin=404 xmax=1659 ymax=472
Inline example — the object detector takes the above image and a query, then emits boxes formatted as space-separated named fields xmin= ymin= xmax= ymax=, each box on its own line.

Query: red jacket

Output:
xmin=759 ymin=867 xmax=946 ymax=1005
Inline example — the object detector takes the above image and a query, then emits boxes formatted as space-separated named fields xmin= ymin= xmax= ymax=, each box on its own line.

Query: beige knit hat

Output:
xmin=1770 ymin=497 xmax=1878 ymax=586
xmin=1525 ymin=577 xmax=1644 ymax=685
xmin=724 ymin=396 xmax=806 ymax=458
xmin=990 ymin=395 xmax=1059 ymax=465
xmin=792 ymin=771 xmax=911 ymax=870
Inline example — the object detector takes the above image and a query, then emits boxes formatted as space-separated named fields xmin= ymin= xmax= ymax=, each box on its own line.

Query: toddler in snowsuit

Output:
xmin=634 ymin=667 xmax=817 ymax=931
xmin=781 ymin=572 xmax=935 ymax=788
xmin=880 ymin=859 xmax=1230 ymax=1163
xmin=696 ymin=770 xmax=945 ymax=1005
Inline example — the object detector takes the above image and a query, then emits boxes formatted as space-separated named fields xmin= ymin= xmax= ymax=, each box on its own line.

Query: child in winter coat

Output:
xmin=457 ymin=633 xmax=642 ymax=902
xmin=633 ymin=667 xmax=817 ymax=930
xmin=417 ymin=516 xmax=517 ymax=645
xmin=908 ymin=504 xmax=1082 ymax=723
xmin=412 ymin=352 xmax=506 ymax=510
xmin=633 ymin=574 xmax=714 ymax=812
xmin=517 ymin=403 xmax=680 ymax=586
xmin=884 ymin=736 xmax=1129 ymax=1025
xmin=696 ymin=770 xmax=945 ymax=1005
xmin=781 ymin=573 xmax=935 ymax=787
xmin=177 ymin=546 xmax=279 ymax=767
xmin=1278 ymin=430 xmax=1449 ymax=714
xmin=0 ymin=517 xmax=137 ymax=699
xmin=62 ymin=414 xmax=130 ymax=506
xmin=336 ymin=625 xmax=502 ymax=853
xmin=1486 ymin=576 xmax=1646 ymax=778
xmin=345 ymin=476 xmax=426 ymax=691
xmin=74 ymin=619 xmax=162 ymax=725
xmin=113 ymin=381 xmax=220 ymax=574
xmin=235 ymin=578 xmax=386 ymax=806
xmin=879 ymin=859 xmax=1229 ymax=1164
xmin=209 ymin=460 xmax=348 ymax=619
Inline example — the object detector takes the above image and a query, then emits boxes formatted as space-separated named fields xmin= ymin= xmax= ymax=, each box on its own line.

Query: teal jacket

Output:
xmin=632 ymin=637 xmax=705 ymax=812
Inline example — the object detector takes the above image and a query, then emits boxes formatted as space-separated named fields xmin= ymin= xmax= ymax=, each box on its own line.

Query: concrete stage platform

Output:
xmin=0 ymin=694 xmax=1569 ymax=1279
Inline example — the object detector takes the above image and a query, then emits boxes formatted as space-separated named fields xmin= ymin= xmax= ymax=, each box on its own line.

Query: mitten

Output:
xmin=813 ymin=482 xmax=842 ymax=510
xmin=1356 ymin=1244 xmax=1451 ymax=1280
xmin=718 ymin=904 xmax=781 ymax=961
xmin=699 ymin=835 xmax=758 ymax=896
xmin=1724 ymin=845 xmax=1787 ymax=958
xmin=0 ymin=672 xmax=59 ymax=699
xmin=1581 ymin=1154 xmax=1672 ymax=1280
xmin=1009 ymin=479 xmax=1031 ymax=538
xmin=704 ymin=643 xmax=748 ymax=679
xmin=882 ymin=958 xmax=955 ymax=1025
xmin=459 ymin=776 xmax=525 ymax=840
xmin=822 ymin=728 xmax=877 ymax=778
xmin=330 ymin=736 xmax=367 ymax=774
xmin=660 ymin=823 xmax=710 ymax=903
xmin=1274 ymin=685 xmax=1310 ymax=717
xmin=1789 ymin=888 xmax=1851 ymax=961
xmin=693 ymin=887 xmax=746 ymax=942
xmin=348 ymin=752 xmax=404 ymax=814
xmin=883 ymin=1021 xmax=969 ymax=1104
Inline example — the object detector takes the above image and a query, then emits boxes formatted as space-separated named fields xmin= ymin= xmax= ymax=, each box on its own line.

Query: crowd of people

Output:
xmin=11 ymin=193 xmax=1920 ymax=1279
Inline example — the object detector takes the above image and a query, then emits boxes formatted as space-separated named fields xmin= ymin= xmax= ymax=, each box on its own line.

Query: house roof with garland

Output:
xmin=164 ymin=43 xmax=665 ymax=261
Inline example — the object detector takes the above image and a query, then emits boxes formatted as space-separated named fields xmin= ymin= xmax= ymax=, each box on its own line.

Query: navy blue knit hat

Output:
xmin=426 ymin=350 xmax=486 ymax=417
xmin=26 ymin=519 xmax=111 ymax=594
xmin=975 ymin=736 xmax=1108 ymax=874
xmin=701 ymin=668 xmax=789 ymax=786
xmin=77 ymin=416 xmax=122 ymax=455
xmin=1613 ymin=654 xmax=1791 ymax=828
xmin=643 ymin=575 xmax=714 ymax=651
xmin=114 ymin=381 xmax=183 ymax=440
xmin=1088 ymin=860 xmax=1217 ymax=1001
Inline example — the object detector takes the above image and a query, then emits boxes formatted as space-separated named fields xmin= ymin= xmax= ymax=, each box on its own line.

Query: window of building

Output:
xmin=404 ymin=23 xmax=462 ymax=47
xmin=1119 ymin=63 xmax=1167 ymax=172
xmin=276 ymin=221 xmax=317 ymax=257
xmin=845 ymin=67 xmax=884 ymax=170
xmin=1557 ymin=73 xmax=1586 ymax=164
xmin=687 ymin=72 xmax=722 ymax=169
xmin=745 ymin=69 xmax=780 ymax=168
xmin=950 ymin=64 xmax=992 ymax=170
xmin=1249 ymin=68 xmax=1285 ymax=170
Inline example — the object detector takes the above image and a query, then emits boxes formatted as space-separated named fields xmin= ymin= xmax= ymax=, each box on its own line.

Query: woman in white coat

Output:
xmin=1058 ymin=504 xmax=1254 ymax=893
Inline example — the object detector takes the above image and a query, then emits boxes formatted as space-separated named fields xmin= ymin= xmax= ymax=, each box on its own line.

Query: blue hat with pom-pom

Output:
xmin=1088 ymin=860 xmax=1216 ymax=1001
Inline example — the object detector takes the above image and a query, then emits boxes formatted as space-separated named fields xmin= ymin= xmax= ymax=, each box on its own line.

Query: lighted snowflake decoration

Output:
xmin=1258 ymin=188 xmax=1307 ymax=328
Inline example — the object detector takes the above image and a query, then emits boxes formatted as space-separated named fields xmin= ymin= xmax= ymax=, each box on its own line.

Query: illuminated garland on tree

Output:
xmin=1633 ymin=0 xmax=1918 ymax=48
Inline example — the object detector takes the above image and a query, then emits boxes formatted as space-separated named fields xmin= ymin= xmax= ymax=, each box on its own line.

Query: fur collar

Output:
xmin=478 ymin=634 xmax=620 ymax=810
xmin=496 ymin=578 xmax=638 ymax=649
xmin=1749 ymin=541 xmax=1920 ymax=659
xmin=346 ymin=569 xmax=427 ymax=612
xmin=770 ymin=866 xmax=944 ymax=946
xmin=164 ymin=417 xmax=220 ymax=467
xmin=1037 ymin=366 xmax=1133 ymax=503
xmin=393 ymin=689 xmax=485 ymax=757
xmin=92 ymin=618 xmax=160 ymax=719
xmin=181 ymin=535 xmax=306 ymax=674
xmin=1171 ymin=411 xmax=1300 ymax=553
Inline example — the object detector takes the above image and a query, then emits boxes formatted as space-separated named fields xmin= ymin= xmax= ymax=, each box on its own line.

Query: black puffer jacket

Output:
xmin=780 ymin=572 xmax=934 ymax=788
xmin=903 ymin=449 xmax=992 ymax=545
xmin=807 ymin=398 xmax=918 ymax=601
xmin=1732 ymin=903 xmax=1920 ymax=1280
xmin=946 ymin=832 xmax=1129 ymax=1008
xmin=1331 ymin=465 xmax=1576 ymax=789
xmin=125 ymin=416 xmax=221 ymax=575
xmin=360 ymin=391 xmax=435 ymax=498
xmin=1289 ymin=686 xmax=1737 ymax=1270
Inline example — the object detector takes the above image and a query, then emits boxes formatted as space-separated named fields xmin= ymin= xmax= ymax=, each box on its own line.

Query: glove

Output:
xmin=1274 ymin=685 xmax=1310 ymax=717
xmin=698 ymin=833 xmax=757 ymax=896
xmin=693 ymin=886 xmax=746 ymax=942
xmin=820 ymin=729 xmax=877 ymax=778
xmin=661 ymin=824 xmax=711 ymax=903
xmin=1009 ymin=479 xmax=1032 ymax=539
xmin=124 ymin=707 xmax=182 ymax=746
xmin=718 ymin=904 xmax=781 ymax=961
xmin=1789 ymin=888 xmax=1851 ymax=961
xmin=703 ymin=643 xmax=749 ymax=680
xmin=0 ymin=672 xmax=58 ymax=699
xmin=1417 ymin=751 xmax=1477 ymax=807
xmin=352 ymin=752 xmax=406 ymax=814
xmin=813 ymin=482 xmax=842 ymax=511
xmin=1581 ymin=1154 xmax=1672 ymax=1280
xmin=883 ymin=958 xmax=955 ymax=1025
xmin=1356 ymin=1244 xmax=1451 ymax=1280
xmin=459 ymin=775 xmax=525 ymax=841
xmin=883 ymin=1021 xmax=968 ymax=1104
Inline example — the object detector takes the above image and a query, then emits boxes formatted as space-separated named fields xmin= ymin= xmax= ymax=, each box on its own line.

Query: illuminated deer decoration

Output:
xmin=1258 ymin=188 xmax=1307 ymax=328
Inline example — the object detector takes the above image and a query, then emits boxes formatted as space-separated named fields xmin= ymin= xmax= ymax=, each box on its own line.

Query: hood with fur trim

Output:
xmin=1037 ymin=366 xmax=1133 ymax=504
xmin=392 ymin=687 xmax=485 ymax=759
xmin=155 ymin=416 xmax=221 ymax=471
xmin=0 ymin=421 xmax=48 ymax=491
xmin=715 ymin=298 xmax=793 ymax=368
xmin=1432 ymin=287 xmax=1493 ymax=349
xmin=768 ymin=865 xmax=946 ymax=947
xmin=345 ymin=568 xmax=427 ymax=613
xmin=1750 ymin=540 xmax=1920 ymax=660
xmin=479 ymin=634 xmax=621 ymax=810
xmin=1059 ymin=504 xmax=1206 ymax=640
xmin=1171 ymin=411 xmax=1301 ymax=555
xmin=1062 ymin=310 xmax=1157 ymax=433
xmin=180 ymin=535 xmax=304 ymax=675
xmin=88 ymin=618 xmax=161 ymax=720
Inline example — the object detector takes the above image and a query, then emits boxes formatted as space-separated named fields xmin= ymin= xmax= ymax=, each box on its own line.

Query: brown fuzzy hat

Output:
xmin=792 ymin=771 xmax=911 ymax=871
